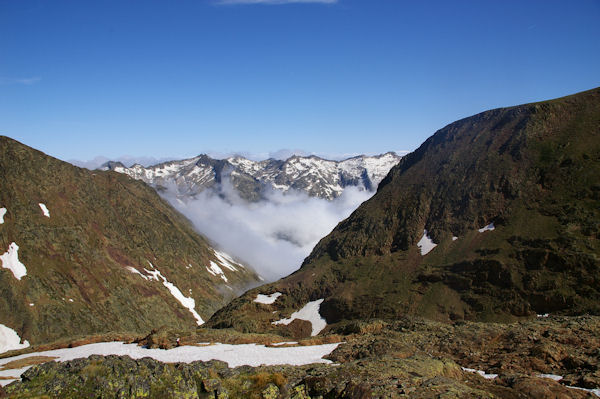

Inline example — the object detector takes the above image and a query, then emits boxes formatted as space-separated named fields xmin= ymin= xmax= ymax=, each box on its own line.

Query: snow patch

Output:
xmin=0 ymin=243 xmax=27 ymax=280
xmin=271 ymin=341 xmax=297 ymax=346
xmin=38 ymin=203 xmax=50 ymax=218
xmin=417 ymin=230 xmax=437 ymax=255
xmin=537 ymin=313 xmax=550 ymax=318
xmin=0 ymin=341 xmax=341 ymax=385
xmin=214 ymin=250 xmax=240 ymax=271
xmin=538 ymin=374 xmax=563 ymax=381
xmin=139 ymin=262 xmax=204 ymax=325
xmin=206 ymin=261 xmax=228 ymax=282
xmin=452 ymin=236 xmax=458 ymax=241
xmin=0 ymin=324 xmax=29 ymax=354
xmin=29 ymin=303 xmax=34 ymax=307
xmin=461 ymin=367 xmax=498 ymax=379
xmin=0 ymin=207 xmax=6 ymax=224
xmin=127 ymin=266 xmax=148 ymax=280
xmin=254 ymin=292 xmax=282 ymax=305
xmin=272 ymin=299 xmax=327 ymax=336
xmin=478 ymin=223 xmax=495 ymax=233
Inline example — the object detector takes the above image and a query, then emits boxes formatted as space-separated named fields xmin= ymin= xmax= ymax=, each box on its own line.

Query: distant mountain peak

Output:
xmin=104 ymin=152 xmax=403 ymax=201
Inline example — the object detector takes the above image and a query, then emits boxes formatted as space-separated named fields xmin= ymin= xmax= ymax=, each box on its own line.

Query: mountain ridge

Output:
xmin=0 ymin=136 xmax=261 ymax=350
xmin=101 ymin=152 xmax=402 ymax=201
xmin=206 ymin=87 xmax=600 ymax=335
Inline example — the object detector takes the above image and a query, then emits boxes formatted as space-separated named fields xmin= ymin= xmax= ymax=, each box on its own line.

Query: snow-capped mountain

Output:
xmin=101 ymin=152 xmax=402 ymax=201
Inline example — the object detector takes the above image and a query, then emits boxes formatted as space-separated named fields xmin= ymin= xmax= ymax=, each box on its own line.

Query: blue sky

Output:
xmin=1 ymin=0 xmax=599 ymax=162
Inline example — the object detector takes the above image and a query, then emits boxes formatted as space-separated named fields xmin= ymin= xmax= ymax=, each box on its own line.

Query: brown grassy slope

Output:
xmin=0 ymin=136 xmax=260 ymax=346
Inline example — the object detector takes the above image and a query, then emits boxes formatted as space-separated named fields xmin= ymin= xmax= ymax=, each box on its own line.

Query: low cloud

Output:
xmin=215 ymin=0 xmax=337 ymax=5
xmin=164 ymin=178 xmax=371 ymax=281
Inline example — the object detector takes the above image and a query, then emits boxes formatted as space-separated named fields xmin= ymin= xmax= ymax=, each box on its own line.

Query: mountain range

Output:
xmin=101 ymin=152 xmax=402 ymax=201
xmin=1 ymin=88 xmax=600 ymax=398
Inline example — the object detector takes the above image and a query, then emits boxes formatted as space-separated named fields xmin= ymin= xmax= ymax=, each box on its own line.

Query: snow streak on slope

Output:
xmin=38 ymin=203 xmax=50 ymax=218
xmin=134 ymin=262 xmax=204 ymax=325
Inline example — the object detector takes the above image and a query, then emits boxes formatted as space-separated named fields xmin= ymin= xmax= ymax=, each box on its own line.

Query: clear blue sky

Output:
xmin=1 ymin=0 xmax=599 ymax=162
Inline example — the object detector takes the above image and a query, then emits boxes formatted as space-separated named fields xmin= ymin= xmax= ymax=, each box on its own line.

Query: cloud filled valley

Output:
xmin=164 ymin=179 xmax=372 ymax=281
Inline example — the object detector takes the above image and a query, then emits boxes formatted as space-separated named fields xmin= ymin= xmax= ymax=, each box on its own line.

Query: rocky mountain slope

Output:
xmin=0 ymin=136 xmax=261 ymax=350
xmin=4 ymin=316 xmax=600 ymax=398
xmin=101 ymin=152 xmax=402 ymax=201
xmin=207 ymin=87 xmax=600 ymax=334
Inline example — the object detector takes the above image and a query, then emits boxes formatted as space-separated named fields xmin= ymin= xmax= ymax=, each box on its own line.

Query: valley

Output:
xmin=1 ymin=88 xmax=599 ymax=398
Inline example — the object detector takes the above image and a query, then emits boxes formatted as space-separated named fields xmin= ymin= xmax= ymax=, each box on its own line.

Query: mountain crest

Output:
xmin=103 ymin=152 xmax=403 ymax=201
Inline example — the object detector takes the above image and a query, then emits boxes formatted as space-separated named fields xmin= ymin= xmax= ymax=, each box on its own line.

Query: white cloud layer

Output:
xmin=163 ymin=178 xmax=370 ymax=281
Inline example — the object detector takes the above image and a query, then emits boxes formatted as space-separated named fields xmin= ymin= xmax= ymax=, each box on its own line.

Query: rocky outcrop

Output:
xmin=4 ymin=316 xmax=599 ymax=398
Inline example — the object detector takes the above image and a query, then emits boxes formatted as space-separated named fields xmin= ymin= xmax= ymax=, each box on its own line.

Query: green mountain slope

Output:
xmin=207 ymin=87 xmax=600 ymax=334
xmin=0 ymin=136 xmax=261 ymax=348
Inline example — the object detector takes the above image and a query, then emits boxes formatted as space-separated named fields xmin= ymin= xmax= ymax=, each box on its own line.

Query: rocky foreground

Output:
xmin=2 ymin=316 xmax=599 ymax=398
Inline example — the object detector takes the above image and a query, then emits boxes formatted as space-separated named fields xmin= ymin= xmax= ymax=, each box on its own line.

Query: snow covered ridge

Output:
xmin=0 ymin=242 xmax=27 ymax=280
xmin=0 ymin=341 xmax=341 ymax=387
xmin=0 ymin=324 xmax=29 ymax=354
xmin=272 ymin=299 xmax=327 ymax=336
xmin=103 ymin=152 xmax=403 ymax=201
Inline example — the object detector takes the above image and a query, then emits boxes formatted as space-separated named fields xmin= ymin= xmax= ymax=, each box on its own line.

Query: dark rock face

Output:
xmin=0 ymin=136 xmax=260 ymax=348
xmin=207 ymin=88 xmax=600 ymax=331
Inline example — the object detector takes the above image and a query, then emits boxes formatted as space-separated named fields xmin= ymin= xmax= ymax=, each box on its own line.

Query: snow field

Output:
xmin=0 ymin=341 xmax=341 ymax=386
xmin=272 ymin=299 xmax=327 ymax=336
xmin=0 ymin=324 xmax=29 ymax=355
